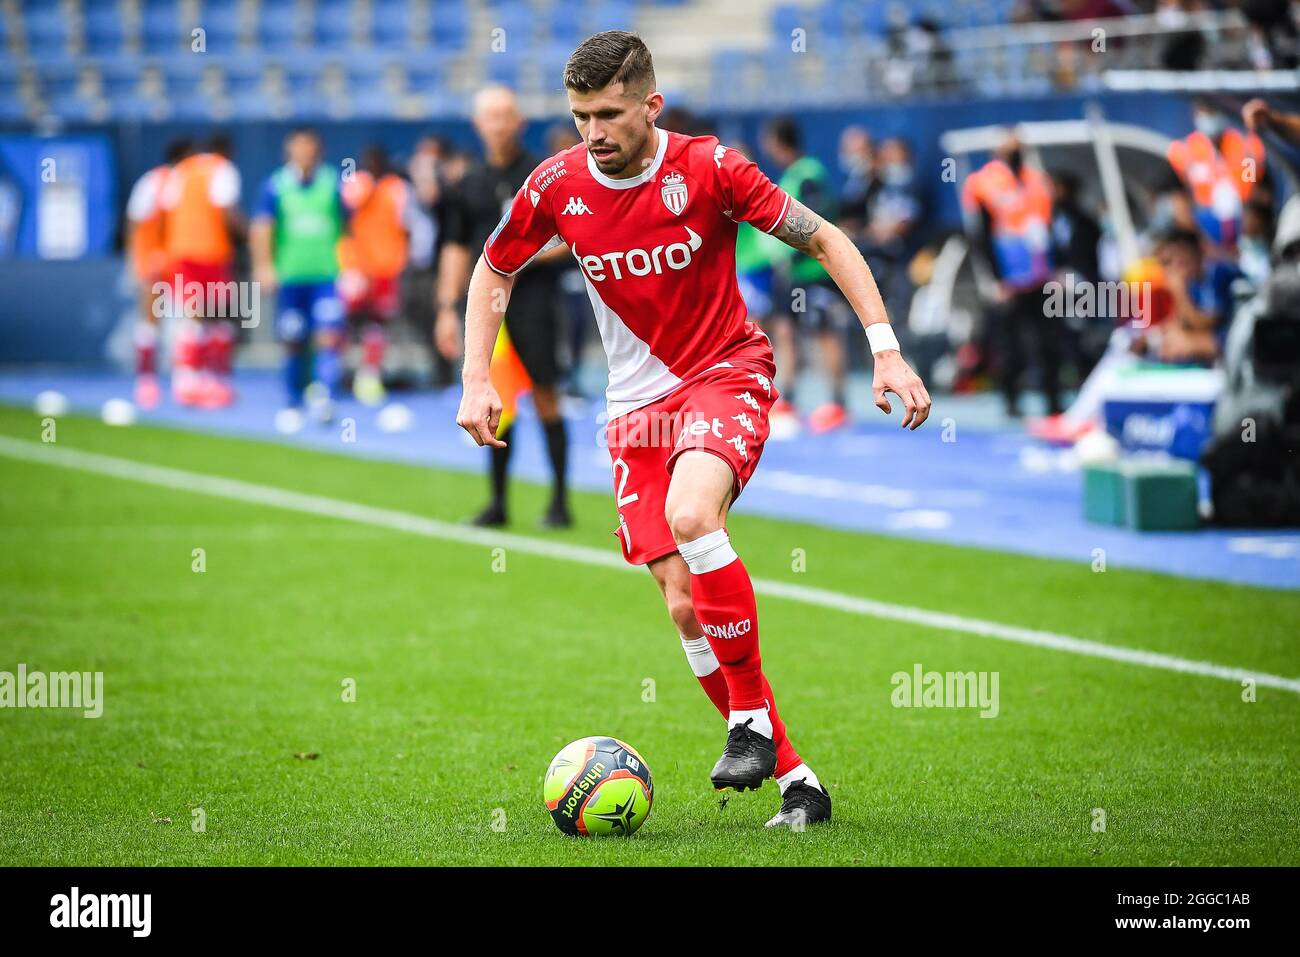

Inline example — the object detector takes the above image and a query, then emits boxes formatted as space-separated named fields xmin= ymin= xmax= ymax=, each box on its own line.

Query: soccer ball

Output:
xmin=543 ymin=736 xmax=654 ymax=837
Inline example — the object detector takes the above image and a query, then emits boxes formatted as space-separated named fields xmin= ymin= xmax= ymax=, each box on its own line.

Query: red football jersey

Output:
xmin=484 ymin=129 xmax=792 ymax=417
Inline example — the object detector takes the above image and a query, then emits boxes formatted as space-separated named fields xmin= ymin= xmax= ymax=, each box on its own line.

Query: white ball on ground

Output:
xmin=34 ymin=390 xmax=69 ymax=417
xmin=376 ymin=402 xmax=413 ymax=433
xmin=101 ymin=398 xmax=136 ymax=427
xmin=1074 ymin=429 xmax=1120 ymax=465
xmin=274 ymin=407 xmax=306 ymax=435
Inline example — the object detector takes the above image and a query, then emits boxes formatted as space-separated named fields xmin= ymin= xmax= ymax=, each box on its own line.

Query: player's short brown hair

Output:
xmin=563 ymin=31 xmax=656 ymax=96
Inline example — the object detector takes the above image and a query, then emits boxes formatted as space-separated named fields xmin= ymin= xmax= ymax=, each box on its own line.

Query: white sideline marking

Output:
xmin=3 ymin=435 xmax=1298 ymax=695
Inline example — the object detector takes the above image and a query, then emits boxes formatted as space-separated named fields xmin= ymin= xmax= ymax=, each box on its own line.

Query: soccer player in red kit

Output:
xmin=456 ymin=32 xmax=931 ymax=828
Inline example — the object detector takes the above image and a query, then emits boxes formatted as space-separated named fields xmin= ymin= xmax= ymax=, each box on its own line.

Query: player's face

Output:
xmin=473 ymin=91 xmax=524 ymax=158
xmin=286 ymin=134 xmax=321 ymax=172
xmin=567 ymin=83 xmax=660 ymax=177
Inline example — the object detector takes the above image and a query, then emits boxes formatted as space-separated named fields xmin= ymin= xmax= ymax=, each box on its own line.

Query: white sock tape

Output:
xmin=865 ymin=323 xmax=900 ymax=355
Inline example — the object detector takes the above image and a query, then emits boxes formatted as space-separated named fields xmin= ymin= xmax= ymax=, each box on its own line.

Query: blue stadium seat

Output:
xmin=198 ymin=0 xmax=243 ymax=53
xmin=22 ymin=1 xmax=70 ymax=58
xmin=225 ymin=60 xmax=273 ymax=119
xmin=543 ymin=1 xmax=584 ymax=46
xmin=140 ymin=0 xmax=183 ymax=55
xmin=404 ymin=58 xmax=443 ymax=94
xmin=313 ymin=0 xmax=354 ymax=50
xmin=371 ymin=0 xmax=413 ymax=48
xmin=84 ymin=6 xmax=127 ymax=56
xmin=770 ymin=4 xmax=804 ymax=43
xmin=485 ymin=51 xmax=522 ymax=87
xmin=430 ymin=2 xmax=468 ymax=51
xmin=0 ymin=81 xmax=28 ymax=123
xmin=258 ymin=3 xmax=300 ymax=51
xmin=588 ymin=0 xmax=636 ymax=33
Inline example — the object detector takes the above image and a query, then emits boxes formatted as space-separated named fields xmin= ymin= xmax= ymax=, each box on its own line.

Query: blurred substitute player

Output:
xmin=437 ymin=85 xmax=572 ymax=529
xmin=762 ymin=116 xmax=853 ymax=434
xmin=125 ymin=137 xmax=191 ymax=409
xmin=455 ymin=33 xmax=930 ymax=827
xmin=251 ymin=127 xmax=348 ymax=433
xmin=338 ymin=145 xmax=412 ymax=406
xmin=159 ymin=134 xmax=243 ymax=408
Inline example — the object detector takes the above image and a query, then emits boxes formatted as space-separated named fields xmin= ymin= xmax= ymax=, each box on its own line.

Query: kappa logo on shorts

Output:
xmin=735 ymin=391 xmax=760 ymax=411
xmin=750 ymin=372 xmax=772 ymax=396
xmin=732 ymin=412 xmax=756 ymax=435
xmin=728 ymin=434 xmax=749 ymax=461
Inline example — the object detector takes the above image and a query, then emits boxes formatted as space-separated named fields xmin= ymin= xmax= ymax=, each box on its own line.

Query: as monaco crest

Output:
xmin=660 ymin=171 xmax=688 ymax=215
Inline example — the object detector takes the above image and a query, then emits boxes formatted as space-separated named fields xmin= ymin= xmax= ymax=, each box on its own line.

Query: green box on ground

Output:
xmin=1083 ymin=463 xmax=1127 ymax=526
xmin=1083 ymin=459 xmax=1199 ymax=531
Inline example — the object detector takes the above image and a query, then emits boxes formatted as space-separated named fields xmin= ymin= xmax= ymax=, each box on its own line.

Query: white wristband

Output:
xmin=865 ymin=323 xmax=900 ymax=355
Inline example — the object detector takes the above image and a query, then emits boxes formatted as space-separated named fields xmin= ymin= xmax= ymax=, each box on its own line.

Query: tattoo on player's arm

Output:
xmin=774 ymin=200 xmax=822 ymax=252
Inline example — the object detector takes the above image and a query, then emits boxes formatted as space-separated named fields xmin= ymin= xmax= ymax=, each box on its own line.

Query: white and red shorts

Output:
xmin=605 ymin=360 xmax=778 ymax=565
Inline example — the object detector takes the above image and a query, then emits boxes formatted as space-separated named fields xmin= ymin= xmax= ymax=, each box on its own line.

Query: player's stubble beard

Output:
xmin=588 ymin=125 xmax=652 ymax=178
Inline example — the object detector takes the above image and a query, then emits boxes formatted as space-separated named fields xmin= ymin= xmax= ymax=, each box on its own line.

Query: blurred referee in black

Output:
xmin=435 ymin=85 xmax=571 ymax=528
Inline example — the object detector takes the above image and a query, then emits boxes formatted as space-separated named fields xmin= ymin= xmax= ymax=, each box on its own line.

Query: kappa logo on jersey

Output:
xmin=575 ymin=226 xmax=702 ymax=282
xmin=661 ymin=170 xmax=688 ymax=215
xmin=713 ymin=144 xmax=727 ymax=168
xmin=561 ymin=196 xmax=593 ymax=216
xmin=701 ymin=618 xmax=752 ymax=640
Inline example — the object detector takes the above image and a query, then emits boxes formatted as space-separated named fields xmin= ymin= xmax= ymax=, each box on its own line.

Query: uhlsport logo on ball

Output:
xmin=543 ymin=736 xmax=653 ymax=836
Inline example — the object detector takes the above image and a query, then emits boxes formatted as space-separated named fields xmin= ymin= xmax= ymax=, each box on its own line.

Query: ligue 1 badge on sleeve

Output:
xmin=661 ymin=170 xmax=688 ymax=215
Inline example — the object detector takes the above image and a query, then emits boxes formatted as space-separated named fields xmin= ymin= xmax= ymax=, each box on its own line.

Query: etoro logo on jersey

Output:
xmin=575 ymin=226 xmax=703 ymax=283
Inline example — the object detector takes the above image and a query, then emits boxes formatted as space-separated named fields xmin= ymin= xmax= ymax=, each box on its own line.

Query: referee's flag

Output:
xmin=490 ymin=323 xmax=532 ymax=433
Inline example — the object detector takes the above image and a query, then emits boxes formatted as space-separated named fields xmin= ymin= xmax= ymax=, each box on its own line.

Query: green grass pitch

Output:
xmin=1 ymin=402 xmax=1297 ymax=866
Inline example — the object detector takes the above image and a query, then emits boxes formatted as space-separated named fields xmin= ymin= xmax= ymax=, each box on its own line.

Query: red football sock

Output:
xmin=680 ymin=635 xmax=729 ymax=716
xmin=135 ymin=323 xmax=157 ymax=376
xmin=362 ymin=323 xmax=386 ymax=373
xmin=678 ymin=529 xmax=765 ymax=710
xmin=205 ymin=321 xmax=235 ymax=378
xmin=762 ymin=674 xmax=802 ymax=778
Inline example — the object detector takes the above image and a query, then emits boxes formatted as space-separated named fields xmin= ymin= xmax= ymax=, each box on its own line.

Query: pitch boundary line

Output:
xmin=3 ymin=435 xmax=1297 ymax=695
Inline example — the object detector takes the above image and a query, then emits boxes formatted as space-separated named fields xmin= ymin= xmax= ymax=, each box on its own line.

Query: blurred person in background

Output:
xmin=1167 ymin=100 xmax=1267 ymax=253
xmin=1047 ymin=168 xmax=1104 ymax=377
xmin=962 ymin=128 xmax=1061 ymax=417
xmin=1140 ymin=226 xmax=1243 ymax=364
xmin=762 ymin=115 xmax=852 ymax=433
xmin=251 ymin=127 xmax=348 ymax=433
xmin=836 ymin=124 xmax=877 ymax=241
xmin=159 ymin=133 xmax=244 ymax=409
xmin=435 ymin=85 xmax=571 ymax=529
xmin=546 ymin=121 xmax=598 ymax=401
xmin=125 ymin=137 xmax=191 ymax=409
xmin=338 ymin=145 xmax=412 ymax=406
xmin=859 ymin=136 xmax=923 ymax=350
xmin=405 ymin=134 xmax=451 ymax=388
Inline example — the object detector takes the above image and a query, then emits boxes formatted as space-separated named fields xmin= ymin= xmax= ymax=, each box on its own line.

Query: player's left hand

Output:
xmin=872 ymin=351 xmax=931 ymax=430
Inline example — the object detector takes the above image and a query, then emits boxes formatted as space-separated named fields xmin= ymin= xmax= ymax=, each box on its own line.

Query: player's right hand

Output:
xmin=456 ymin=379 xmax=506 ymax=448
xmin=435 ymin=306 xmax=463 ymax=360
